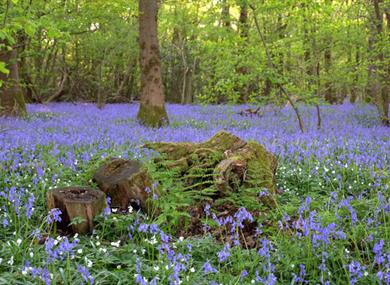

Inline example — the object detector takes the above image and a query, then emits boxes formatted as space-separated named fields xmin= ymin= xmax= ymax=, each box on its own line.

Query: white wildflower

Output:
xmin=111 ymin=240 xmax=121 ymax=248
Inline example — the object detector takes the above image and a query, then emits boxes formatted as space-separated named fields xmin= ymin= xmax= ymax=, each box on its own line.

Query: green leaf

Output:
xmin=0 ymin=62 xmax=9 ymax=75
xmin=24 ymin=23 xmax=36 ymax=37
xmin=69 ymin=216 xmax=87 ymax=226
xmin=47 ymin=28 xmax=61 ymax=39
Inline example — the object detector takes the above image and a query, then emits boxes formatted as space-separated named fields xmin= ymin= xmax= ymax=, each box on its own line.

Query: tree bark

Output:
xmin=366 ymin=0 xmax=389 ymax=126
xmin=47 ymin=187 xmax=106 ymax=234
xmin=137 ymin=0 xmax=169 ymax=127
xmin=350 ymin=49 xmax=360 ymax=103
xmin=221 ymin=0 xmax=231 ymax=28
xmin=323 ymin=0 xmax=337 ymax=104
xmin=168 ymin=26 xmax=183 ymax=103
xmin=324 ymin=45 xmax=336 ymax=103
xmin=237 ymin=0 xmax=250 ymax=103
xmin=0 ymin=40 xmax=26 ymax=116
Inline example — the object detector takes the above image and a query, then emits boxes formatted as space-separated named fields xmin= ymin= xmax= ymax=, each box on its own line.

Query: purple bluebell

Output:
xmin=47 ymin=208 xmax=62 ymax=224
xmin=203 ymin=261 xmax=217 ymax=274
xmin=217 ymin=244 xmax=230 ymax=262
xmin=77 ymin=265 xmax=94 ymax=285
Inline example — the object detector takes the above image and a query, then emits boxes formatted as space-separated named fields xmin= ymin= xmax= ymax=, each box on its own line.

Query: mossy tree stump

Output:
xmin=47 ymin=187 xmax=106 ymax=234
xmin=144 ymin=130 xmax=278 ymax=207
xmin=93 ymin=158 xmax=154 ymax=214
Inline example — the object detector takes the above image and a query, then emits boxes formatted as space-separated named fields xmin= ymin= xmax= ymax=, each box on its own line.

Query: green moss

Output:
xmin=144 ymin=142 xmax=196 ymax=161
xmin=144 ymin=132 xmax=278 ymax=209
xmin=245 ymin=141 xmax=277 ymax=192
xmin=14 ymin=92 xmax=27 ymax=116
xmin=202 ymin=130 xmax=246 ymax=151
xmin=137 ymin=103 xmax=169 ymax=128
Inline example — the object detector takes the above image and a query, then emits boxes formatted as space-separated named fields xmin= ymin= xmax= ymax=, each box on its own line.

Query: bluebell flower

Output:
xmin=348 ymin=260 xmax=364 ymax=285
xmin=373 ymin=239 xmax=385 ymax=265
xmin=204 ymin=203 xmax=211 ymax=216
xmin=47 ymin=208 xmax=62 ymax=224
xmin=2 ymin=218 xmax=9 ymax=227
xmin=26 ymin=194 xmax=35 ymax=218
xmin=217 ymin=244 xmax=230 ymax=262
xmin=203 ymin=261 xmax=217 ymax=274
xmin=138 ymin=223 xmax=149 ymax=233
xmin=77 ymin=265 xmax=94 ymax=285
xmin=30 ymin=267 xmax=51 ymax=285
xmin=102 ymin=196 xmax=111 ymax=219
xmin=234 ymin=207 xmax=253 ymax=228
xmin=240 ymin=269 xmax=248 ymax=280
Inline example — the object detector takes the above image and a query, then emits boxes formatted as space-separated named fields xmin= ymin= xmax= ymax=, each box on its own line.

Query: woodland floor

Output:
xmin=0 ymin=103 xmax=388 ymax=285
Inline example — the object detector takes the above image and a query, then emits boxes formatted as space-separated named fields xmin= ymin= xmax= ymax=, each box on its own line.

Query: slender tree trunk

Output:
xmin=115 ymin=58 xmax=136 ymax=101
xmin=96 ymin=60 xmax=104 ymax=109
xmin=45 ymin=47 xmax=68 ymax=103
xmin=181 ymin=67 xmax=189 ymax=104
xmin=323 ymin=0 xmax=337 ymax=104
xmin=350 ymin=48 xmax=360 ymax=103
xmin=137 ymin=0 xmax=169 ymax=127
xmin=238 ymin=0 xmax=249 ymax=103
xmin=316 ymin=62 xmax=322 ymax=130
xmin=184 ymin=58 xmax=195 ymax=104
xmin=221 ymin=0 xmax=231 ymax=28
xmin=383 ymin=10 xmax=390 ymax=126
xmin=168 ymin=26 xmax=183 ymax=103
xmin=367 ymin=0 xmax=389 ymax=126
xmin=366 ymin=32 xmax=377 ymax=102
xmin=239 ymin=1 xmax=249 ymax=39
xmin=324 ymin=46 xmax=336 ymax=103
xmin=0 ymin=40 xmax=26 ymax=116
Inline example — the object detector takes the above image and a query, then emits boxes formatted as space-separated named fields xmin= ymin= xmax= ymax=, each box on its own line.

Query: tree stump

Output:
xmin=46 ymin=187 xmax=106 ymax=234
xmin=144 ymin=130 xmax=278 ymax=206
xmin=92 ymin=158 xmax=154 ymax=214
xmin=238 ymin=107 xmax=263 ymax=117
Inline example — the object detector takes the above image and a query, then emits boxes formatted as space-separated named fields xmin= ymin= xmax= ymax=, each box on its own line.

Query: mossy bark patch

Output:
xmin=137 ymin=103 xmax=169 ymax=128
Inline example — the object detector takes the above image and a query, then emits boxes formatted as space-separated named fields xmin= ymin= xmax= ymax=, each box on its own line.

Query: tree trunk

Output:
xmin=168 ymin=26 xmax=183 ymax=103
xmin=323 ymin=0 xmax=337 ymax=104
xmin=324 ymin=46 xmax=336 ymax=104
xmin=221 ymin=0 xmax=231 ymax=28
xmin=0 ymin=40 xmax=26 ymax=116
xmin=137 ymin=0 xmax=169 ymax=127
xmin=96 ymin=61 xmax=104 ymax=109
xmin=238 ymin=0 xmax=249 ymax=103
xmin=367 ymin=0 xmax=389 ymax=126
xmin=350 ymin=49 xmax=360 ymax=103
xmin=383 ymin=10 xmax=390 ymax=126
xmin=184 ymin=57 xmax=196 ymax=104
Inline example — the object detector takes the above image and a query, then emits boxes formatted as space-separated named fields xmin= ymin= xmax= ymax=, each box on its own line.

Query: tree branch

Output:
xmin=249 ymin=4 xmax=306 ymax=133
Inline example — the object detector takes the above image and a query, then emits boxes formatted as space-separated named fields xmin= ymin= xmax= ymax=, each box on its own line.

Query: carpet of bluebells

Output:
xmin=0 ymin=103 xmax=389 ymax=285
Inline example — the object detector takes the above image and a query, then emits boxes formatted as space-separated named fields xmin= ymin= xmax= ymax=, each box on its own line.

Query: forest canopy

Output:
xmin=0 ymin=1 xmax=388 ymax=119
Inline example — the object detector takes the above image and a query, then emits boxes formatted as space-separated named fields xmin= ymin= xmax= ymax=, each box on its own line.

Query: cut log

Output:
xmin=238 ymin=107 xmax=263 ymax=117
xmin=92 ymin=158 xmax=154 ymax=214
xmin=46 ymin=187 xmax=106 ymax=234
